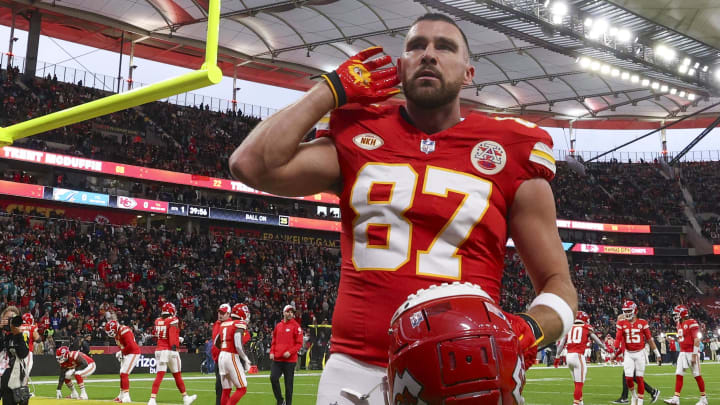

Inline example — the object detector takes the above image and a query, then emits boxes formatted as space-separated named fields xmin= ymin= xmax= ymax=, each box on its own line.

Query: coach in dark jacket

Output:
xmin=0 ymin=306 xmax=30 ymax=405
xmin=270 ymin=305 xmax=303 ymax=405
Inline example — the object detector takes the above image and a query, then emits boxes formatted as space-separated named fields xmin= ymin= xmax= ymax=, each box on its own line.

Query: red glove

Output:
xmin=504 ymin=312 xmax=544 ymax=370
xmin=319 ymin=46 xmax=400 ymax=108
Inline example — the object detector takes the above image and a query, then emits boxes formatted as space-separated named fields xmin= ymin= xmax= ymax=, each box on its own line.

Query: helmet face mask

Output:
xmin=672 ymin=305 xmax=688 ymax=323
xmin=576 ymin=311 xmax=590 ymax=324
xmin=161 ymin=302 xmax=176 ymax=316
xmin=387 ymin=282 xmax=525 ymax=405
xmin=22 ymin=313 xmax=34 ymax=325
xmin=105 ymin=320 xmax=119 ymax=337
xmin=56 ymin=346 xmax=70 ymax=363
xmin=622 ymin=300 xmax=637 ymax=319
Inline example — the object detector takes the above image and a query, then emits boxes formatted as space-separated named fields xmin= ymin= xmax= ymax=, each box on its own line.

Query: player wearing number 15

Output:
xmin=556 ymin=311 xmax=605 ymax=405
xmin=615 ymin=300 xmax=662 ymax=405
xmin=229 ymin=12 xmax=577 ymax=404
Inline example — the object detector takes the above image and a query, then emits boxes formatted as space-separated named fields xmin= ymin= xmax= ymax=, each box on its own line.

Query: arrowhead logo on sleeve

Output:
xmin=471 ymin=141 xmax=506 ymax=175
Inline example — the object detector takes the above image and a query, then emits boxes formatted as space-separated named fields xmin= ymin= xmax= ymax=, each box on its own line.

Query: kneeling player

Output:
xmin=556 ymin=311 xmax=605 ymax=405
xmin=56 ymin=346 xmax=95 ymax=400
xmin=105 ymin=320 xmax=141 ymax=403
xmin=215 ymin=304 xmax=252 ymax=405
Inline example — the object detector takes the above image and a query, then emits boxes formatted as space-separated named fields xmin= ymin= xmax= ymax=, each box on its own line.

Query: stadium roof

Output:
xmin=2 ymin=0 xmax=720 ymax=128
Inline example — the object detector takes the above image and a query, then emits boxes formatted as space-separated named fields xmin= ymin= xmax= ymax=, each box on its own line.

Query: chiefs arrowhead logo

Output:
xmin=391 ymin=369 xmax=426 ymax=405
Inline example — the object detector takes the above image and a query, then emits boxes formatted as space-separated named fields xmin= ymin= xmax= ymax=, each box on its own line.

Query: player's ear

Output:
xmin=463 ymin=63 xmax=475 ymax=85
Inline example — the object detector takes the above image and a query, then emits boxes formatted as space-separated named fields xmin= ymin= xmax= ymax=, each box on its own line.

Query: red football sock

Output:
xmin=636 ymin=377 xmax=645 ymax=396
xmin=64 ymin=379 xmax=72 ymax=387
xmin=221 ymin=388 xmax=231 ymax=405
xmin=625 ymin=377 xmax=635 ymax=391
xmin=120 ymin=373 xmax=130 ymax=391
xmin=675 ymin=374 xmax=684 ymax=394
xmin=172 ymin=372 xmax=187 ymax=394
xmin=573 ymin=382 xmax=583 ymax=401
xmin=152 ymin=371 xmax=166 ymax=395
xmin=228 ymin=387 xmax=247 ymax=405
xmin=695 ymin=375 xmax=705 ymax=393
xmin=75 ymin=375 xmax=84 ymax=385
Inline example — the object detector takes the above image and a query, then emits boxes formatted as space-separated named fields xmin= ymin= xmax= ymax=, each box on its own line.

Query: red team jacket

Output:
xmin=320 ymin=105 xmax=556 ymax=366
xmin=154 ymin=316 xmax=180 ymax=350
xmin=677 ymin=318 xmax=700 ymax=352
xmin=616 ymin=318 xmax=652 ymax=352
xmin=115 ymin=325 xmax=141 ymax=355
xmin=60 ymin=351 xmax=94 ymax=369
xmin=270 ymin=318 xmax=303 ymax=363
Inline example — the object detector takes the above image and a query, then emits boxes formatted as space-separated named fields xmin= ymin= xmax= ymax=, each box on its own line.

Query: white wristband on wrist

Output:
xmin=528 ymin=292 xmax=574 ymax=337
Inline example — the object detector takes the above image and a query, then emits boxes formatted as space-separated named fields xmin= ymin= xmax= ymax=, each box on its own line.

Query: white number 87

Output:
xmin=349 ymin=163 xmax=492 ymax=280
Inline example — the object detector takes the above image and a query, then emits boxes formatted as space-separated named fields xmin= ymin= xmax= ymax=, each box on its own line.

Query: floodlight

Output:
xmin=616 ymin=29 xmax=632 ymax=43
xmin=579 ymin=57 xmax=591 ymax=68
xmin=670 ymin=88 xmax=677 ymax=95
xmin=621 ymin=71 xmax=630 ymax=80
xmin=660 ymin=85 xmax=668 ymax=92
xmin=651 ymin=81 xmax=660 ymax=89
xmin=688 ymin=93 xmax=696 ymax=101
xmin=600 ymin=64 xmax=611 ymax=74
xmin=688 ymin=68 xmax=696 ymax=76
xmin=631 ymin=75 xmax=640 ymax=83
xmin=591 ymin=61 xmax=601 ymax=71
xmin=679 ymin=65 xmax=688 ymax=74
xmin=611 ymin=68 xmax=620 ymax=77
xmin=641 ymin=79 xmax=650 ymax=86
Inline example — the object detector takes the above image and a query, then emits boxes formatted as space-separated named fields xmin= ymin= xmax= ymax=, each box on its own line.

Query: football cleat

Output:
xmin=651 ymin=389 xmax=660 ymax=403
xmin=388 ymin=282 xmax=526 ymax=405
xmin=663 ymin=397 xmax=679 ymax=405
xmin=183 ymin=394 xmax=198 ymax=405
xmin=695 ymin=396 xmax=708 ymax=405
xmin=147 ymin=398 xmax=157 ymax=405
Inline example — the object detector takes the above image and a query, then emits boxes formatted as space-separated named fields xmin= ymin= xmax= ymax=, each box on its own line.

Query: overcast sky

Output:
xmin=3 ymin=25 xmax=720 ymax=161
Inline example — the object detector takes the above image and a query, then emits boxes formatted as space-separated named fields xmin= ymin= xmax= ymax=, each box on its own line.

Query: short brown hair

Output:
xmin=411 ymin=13 xmax=471 ymax=57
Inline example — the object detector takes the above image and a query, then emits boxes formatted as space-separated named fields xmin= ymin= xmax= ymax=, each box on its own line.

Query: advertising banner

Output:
xmin=52 ymin=188 xmax=109 ymax=207
xmin=571 ymin=243 xmax=654 ymax=255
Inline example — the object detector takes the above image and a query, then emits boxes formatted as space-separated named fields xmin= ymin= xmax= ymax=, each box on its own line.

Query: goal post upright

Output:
xmin=0 ymin=0 xmax=223 ymax=146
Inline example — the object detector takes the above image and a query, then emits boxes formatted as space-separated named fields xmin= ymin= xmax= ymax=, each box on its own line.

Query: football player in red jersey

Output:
xmin=214 ymin=304 xmax=252 ymax=405
xmin=229 ymin=12 xmax=577 ymax=404
xmin=148 ymin=302 xmax=197 ymax=405
xmin=213 ymin=304 xmax=232 ymax=405
xmin=664 ymin=305 xmax=707 ymax=405
xmin=105 ymin=320 xmax=141 ymax=403
xmin=556 ymin=311 xmax=605 ymax=405
xmin=615 ymin=301 xmax=662 ymax=405
xmin=55 ymin=346 xmax=95 ymax=400
xmin=19 ymin=313 xmax=40 ymax=374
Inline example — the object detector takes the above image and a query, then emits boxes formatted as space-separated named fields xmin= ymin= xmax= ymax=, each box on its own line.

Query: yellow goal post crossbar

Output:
xmin=0 ymin=0 xmax=223 ymax=146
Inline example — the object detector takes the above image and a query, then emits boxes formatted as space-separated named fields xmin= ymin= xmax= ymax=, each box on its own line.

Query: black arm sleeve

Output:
xmin=11 ymin=333 xmax=29 ymax=359
xmin=58 ymin=369 xmax=67 ymax=390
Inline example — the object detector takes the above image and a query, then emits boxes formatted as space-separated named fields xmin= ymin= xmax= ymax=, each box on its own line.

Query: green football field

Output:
xmin=27 ymin=362 xmax=719 ymax=404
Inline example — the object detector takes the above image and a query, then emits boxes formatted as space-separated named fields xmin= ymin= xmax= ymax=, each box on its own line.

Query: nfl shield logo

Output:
xmin=420 ymin=139 xmax=435 ymax=154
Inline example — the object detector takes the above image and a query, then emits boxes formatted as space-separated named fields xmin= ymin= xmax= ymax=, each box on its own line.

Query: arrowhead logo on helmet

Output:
xmin=387 ymin=282 xmax=526 ymax=404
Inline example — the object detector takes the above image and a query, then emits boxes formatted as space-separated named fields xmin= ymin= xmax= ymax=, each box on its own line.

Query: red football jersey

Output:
xmin=322 ymin=105 xmax=556 ymax=366
xmin=116 ymin=325 xmax=140 ymax=355
xmin=19 ymin=323 xmax=38 ymax=352
xmin=218 ymin=319 xmax=247 ymax=354
xmin=616 ymin=318 xmax=652 ymax=352
xmin=677 ymin=318 xmax=700 ymax=352
xmin=60 ymin=351 xmax=94 ymax=369
xmin=153 ymin=316 xmax=180 ymax=350
xmin=565 ymin=323 xmax=594 ymax=354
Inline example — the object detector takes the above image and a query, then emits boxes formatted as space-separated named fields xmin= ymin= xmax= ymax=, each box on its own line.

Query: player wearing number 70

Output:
xmin=229 ymin=12 xmax=577 ymax=404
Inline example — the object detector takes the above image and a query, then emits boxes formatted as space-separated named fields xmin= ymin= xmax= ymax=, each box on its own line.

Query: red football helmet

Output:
xmin=672 ymin=305 xmax=689 ymax=322
xmin=105 ymin=320 xmax=120 ymax=337
xmin=161 ymin=302 xmax=176 ymax=316
xmin=56 ymin=346 xmax=70 ymax=363
xmin=387 ymin=282 xmax=525 ymax=405
xmin=231 ymin=304 xmax=249 ymax=321
xmin=622 ymin=300 xmax=637 ymax=318
xmin=21 ymin=313 xmax=34 ymax=325
xmin=576 ymin=311 xmax=590 ymax=324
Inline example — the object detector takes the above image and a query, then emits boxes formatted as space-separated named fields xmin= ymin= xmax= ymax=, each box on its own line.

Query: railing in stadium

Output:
xmin=1 ymin=53 xmax=278 ymax=118
xmin=556 ymin=149 xmax=720 ymax=162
